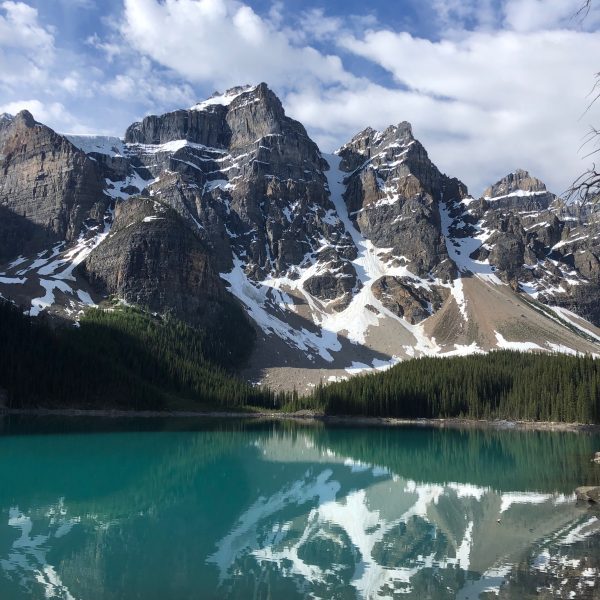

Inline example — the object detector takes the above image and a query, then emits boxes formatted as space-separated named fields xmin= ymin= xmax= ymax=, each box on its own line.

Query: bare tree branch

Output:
xmin=568 ymin=1 xmax=599 ymax=203
xmin=576 ymin=0 xmax=592 ymax=18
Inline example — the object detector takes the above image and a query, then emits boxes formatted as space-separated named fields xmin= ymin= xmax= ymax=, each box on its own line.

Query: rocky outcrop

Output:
xmin=372 ymin=276 xmax=448 ymax=324
xmin=2 ymin=84 xmax=600 ymax=370
xmin=125 ymin=106 xmax=230 ymax=147
xmin=0 ymin=110 xmax=107 ymax=259
xmin=304 ymin=259 xmax=358 ymax=309
xmin=575 ymin=486 xmax=600 ymax=504
xmin=124 ymin=83 xmax=357 ymax=307
xmin=482 ymin=169 xmax=555 ymax=211
xmin=82 ymin=197 xmax=228 ymax=328
xmin=338 ymin=123 xmax=466 ymax=279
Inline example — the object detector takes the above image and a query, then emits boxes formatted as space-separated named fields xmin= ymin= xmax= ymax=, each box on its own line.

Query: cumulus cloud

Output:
xmin=0 ymin=1 xmax=55 ymax=89
xmin=104 ymin=57 xmax=196 ymax=107
xmin=0 ymin=1 xmax=54 ymax=52
xmin=291 ymin=26 xmax=600 ymax=194
xmin=0 ymin=0 xmax=598 ymax=195
xmin=503 ymin=0 xmax=600 ymax=32
xmin=0 ymin=99 xmax=91 ymax=131
xmin=120 ymin=0 xmax=354 ymax=89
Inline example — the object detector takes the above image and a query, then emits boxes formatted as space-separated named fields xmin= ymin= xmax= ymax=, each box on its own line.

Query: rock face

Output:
xmin=371 ymin=276 xmax=447 ymax=324
xmin=83 ymin=197 xmax=227 ymax=328
xmin=0 ymin=110 xmax=107 ymax=259
xmin=575 ymin=486 xmax=600 ymax=504
xmin=1 ymin=83 xmax=600 ymax=381
xmin=442 ymin=168 xmax=600 ymax=322
xmin=482 ymin=169 xmax=555 ymax=210
xmin=120 ymin=84 xmax=358 ymax=311
xmin=338 ymin=123 xmax=466 ymax=280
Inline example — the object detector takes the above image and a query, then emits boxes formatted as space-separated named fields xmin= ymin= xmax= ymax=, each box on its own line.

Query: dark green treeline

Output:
xmin=0 ymin=300 xmax=274 ymax=410
xmin=1 ymin=300 xmax=599 ymax=422
xmin=293 ymin=352 xmax=600 ymax=423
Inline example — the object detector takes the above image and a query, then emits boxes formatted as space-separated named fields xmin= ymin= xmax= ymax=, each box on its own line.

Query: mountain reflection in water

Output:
xmin=0 ymin=417 xmax=598 ymax=599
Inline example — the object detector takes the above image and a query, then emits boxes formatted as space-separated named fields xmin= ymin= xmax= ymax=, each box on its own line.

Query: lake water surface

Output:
xmin=0 ymin=416 xmax=599 ymax=599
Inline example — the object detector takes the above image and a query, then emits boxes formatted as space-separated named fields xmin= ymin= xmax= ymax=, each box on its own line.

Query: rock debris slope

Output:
xmin=0 ymin=84 xmax=599 ymax=391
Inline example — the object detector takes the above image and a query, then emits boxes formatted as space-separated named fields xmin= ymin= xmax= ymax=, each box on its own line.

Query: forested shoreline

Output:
xmin=295 ymin=352 xmax=600 ymax=423
xmin=0 ymin=300 xmax=272 ymax=410
xmin=1 ymin=301 xmax=599 ymax=423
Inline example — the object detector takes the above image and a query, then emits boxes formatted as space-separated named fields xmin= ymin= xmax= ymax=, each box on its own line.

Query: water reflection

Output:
xmin=0 ymin=418 xmax=598 ymax=599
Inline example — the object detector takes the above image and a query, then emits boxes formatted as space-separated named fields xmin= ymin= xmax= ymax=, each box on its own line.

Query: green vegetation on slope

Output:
xmin=1 ymin=299 xmax=599 ymax=422
xmin=0 ymin=300 xmax=270 ymax=410
xmin=289 ymin=351 xmax=600 ymax=423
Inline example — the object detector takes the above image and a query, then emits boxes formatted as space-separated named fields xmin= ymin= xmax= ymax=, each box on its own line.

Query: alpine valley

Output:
xmin=1 ymin=83 xmax=600 ymax=398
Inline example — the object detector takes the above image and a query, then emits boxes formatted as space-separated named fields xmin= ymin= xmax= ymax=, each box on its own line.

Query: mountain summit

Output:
xmin=0 ymin=83 xmax=598 ymax=391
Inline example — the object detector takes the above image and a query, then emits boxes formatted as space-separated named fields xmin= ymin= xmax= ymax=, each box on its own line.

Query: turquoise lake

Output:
xmin=0 ymin=417 xmax=599 ymax=599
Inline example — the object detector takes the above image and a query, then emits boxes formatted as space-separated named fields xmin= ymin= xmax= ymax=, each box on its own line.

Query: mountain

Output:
xmin=0 ymin=83 xmax=599 ymax=393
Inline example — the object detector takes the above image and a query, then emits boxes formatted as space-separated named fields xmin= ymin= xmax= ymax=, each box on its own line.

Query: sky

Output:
xmin=0 ymin=0 xmax=599 ymax=195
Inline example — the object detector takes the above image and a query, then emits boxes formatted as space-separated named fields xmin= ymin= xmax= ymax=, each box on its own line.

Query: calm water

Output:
xmin=0 ymin=417 xmax=599 ymax=599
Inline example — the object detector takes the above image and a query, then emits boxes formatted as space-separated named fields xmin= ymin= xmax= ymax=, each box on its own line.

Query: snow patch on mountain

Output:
xmin=220 ymin=257 xmax=341 ymax=362
xmin=484 ymin=189 xmax=548 ymax=201
xmin=495 ymin=332 xmax=544 ymax=351
xmin=65 ymin=134 xmax=125 ymax=157
xmin=191 ymin=85 xmax=257 ymax=112
xmin=439 ymin=200 xmax=501 ymax=284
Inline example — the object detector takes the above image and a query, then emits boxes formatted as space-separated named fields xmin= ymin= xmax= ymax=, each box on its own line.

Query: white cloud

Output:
xmin=0 ymin=99 xmax=90 ymax=131
xmin=299 ymin=26 xmax=600 ymax=194
xmin=429 ymin=0 xmax=600 ymax=34
xmin=0 ymin=1 xmax=54 ymax=52
xmin=503 ymin=0 xmax=600 ymax=32
xmin=86 ymin=33 xmax=122 ymax=62
xmin=299 ymin=9 xmax=344 ymax=41
xmin=431 ymin=0 xmax=500 ymax=32
xmin=104 ymin=57 xmax=196 ymax=107
xmin=120 ymin=0 xmax=354 ymax=89
xmin=0 ymin=0 xmax=598 ymax=197
xmin=0 ymin=1 xmax=55 ymax=89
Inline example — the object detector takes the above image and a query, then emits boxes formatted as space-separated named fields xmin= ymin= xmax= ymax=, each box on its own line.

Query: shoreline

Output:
xmin=1 ymin=407 xmax=599 ymax=432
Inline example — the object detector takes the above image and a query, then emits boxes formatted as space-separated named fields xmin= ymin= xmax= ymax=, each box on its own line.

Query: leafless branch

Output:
xmin=576 ymin=0 xmax=592 ymax=18
xmin=582 ymin=72 xmax=600 ymax=115
xmin=567 ymin=162 xmax=600 ymax=204
xmin=569 ymin=1 xmax=599 ymax=202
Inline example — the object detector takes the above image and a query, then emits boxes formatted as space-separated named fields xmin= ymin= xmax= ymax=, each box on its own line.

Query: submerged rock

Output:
xmin=575 ymin=486 xmax=600 ymax=504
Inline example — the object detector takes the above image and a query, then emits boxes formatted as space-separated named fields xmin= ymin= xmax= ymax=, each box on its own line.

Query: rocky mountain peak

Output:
xmin=478 ymin=169 xmax=555 ymax=217
xmin=483 ymin=169 xmax=547 ymax=199
xmin=201 ymin=84 xmax=255 ymax=105
xmin=334 ymin=120 xmax=467 ymax=279
xmin=189 ymin=83 xmax=280 ymax=115
xmin=337 ymin=121 xmax=415 ymax=169
xmin=2 ymin=82 xmax=599 ymax=385
xmin=13 ymin=110 xmax=37 ymax=128
xmin=0 ymin=107 xmax=107 ymax=262
xmin=384 ymin=121 xmax=414 ymax=142
xmin=123 ymin=82 xmax=292 ymax=150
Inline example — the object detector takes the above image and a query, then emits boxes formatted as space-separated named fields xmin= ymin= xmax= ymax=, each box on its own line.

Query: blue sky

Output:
xmin=1 ymin=0 xmax=599 ymax=194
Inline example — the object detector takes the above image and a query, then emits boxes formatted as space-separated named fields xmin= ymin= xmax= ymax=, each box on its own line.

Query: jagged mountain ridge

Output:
xmin=0 ymin=83 xmax=599 ymax=391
